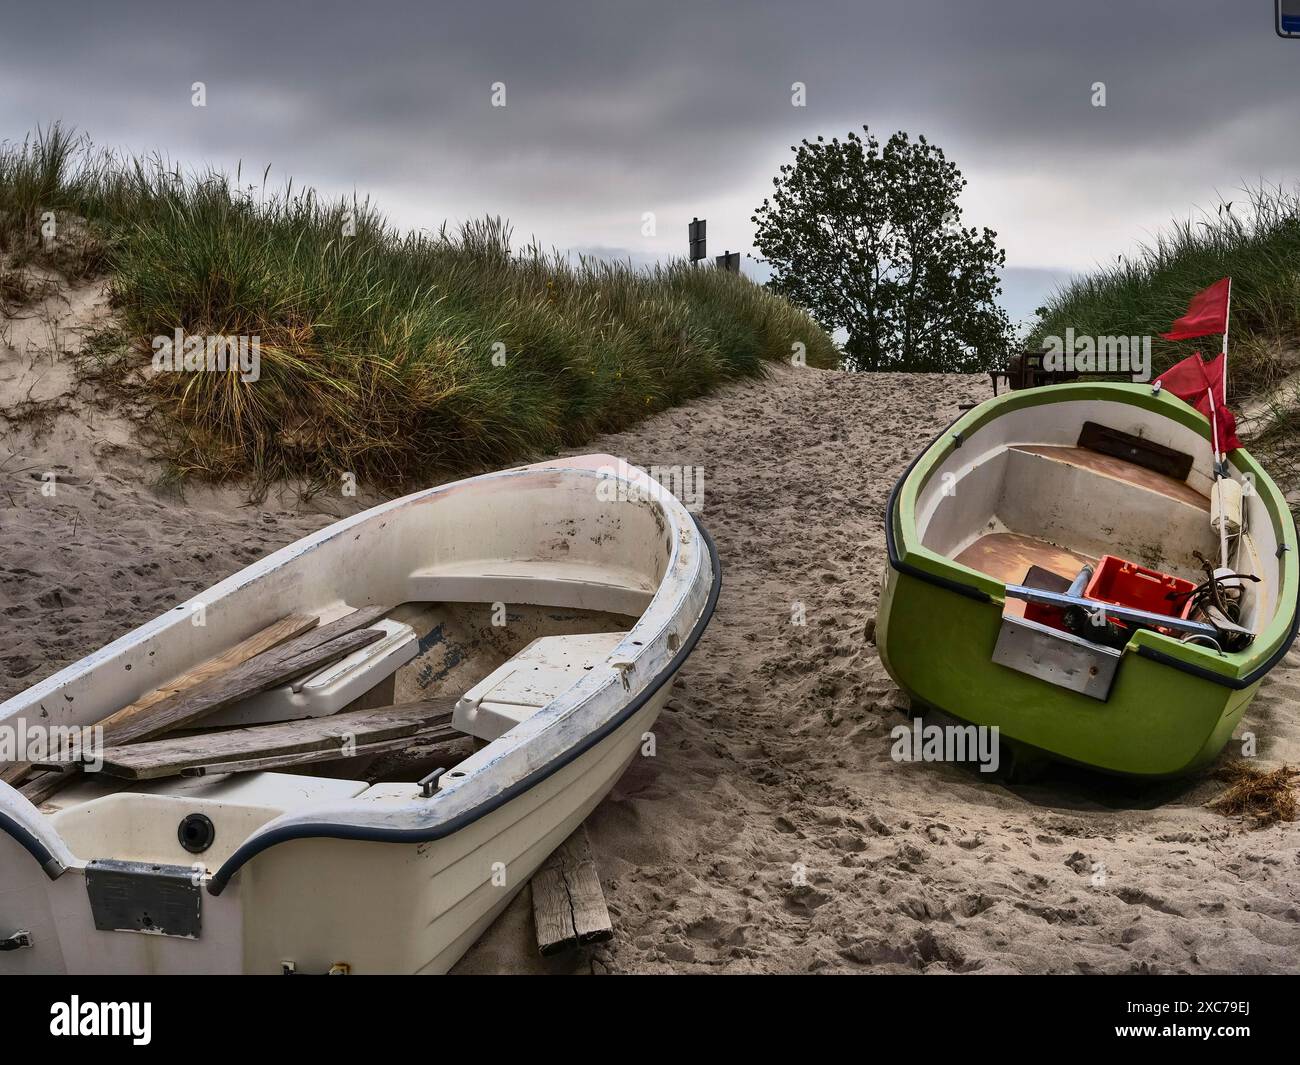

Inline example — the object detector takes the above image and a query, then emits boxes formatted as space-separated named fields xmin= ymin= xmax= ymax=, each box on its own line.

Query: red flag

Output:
xmin=1154 ymin=351 xmax=1242 ymax=452
xmin=1161 ymin=278 xmax=1231 ymax=340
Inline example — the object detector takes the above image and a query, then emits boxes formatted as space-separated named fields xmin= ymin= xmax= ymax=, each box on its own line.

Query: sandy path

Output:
xmin=3 ymin=283 xmax=1298 ymax=974
xmin=463 ymin=365 xmax=1300 ymax=974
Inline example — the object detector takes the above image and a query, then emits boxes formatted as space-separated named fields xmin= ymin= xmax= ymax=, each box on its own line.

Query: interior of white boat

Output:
xmin=34 ymin=600 xmax=639 ymax=867
xmin=913 ymin=403 xmax=1283 ymax=635
xmin=3 ymin=458 xmax=702 ymax=871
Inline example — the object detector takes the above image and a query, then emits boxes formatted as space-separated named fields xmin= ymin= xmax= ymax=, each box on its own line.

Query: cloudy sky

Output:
xmin=2 ymin=1 xmax=1298 ymax=324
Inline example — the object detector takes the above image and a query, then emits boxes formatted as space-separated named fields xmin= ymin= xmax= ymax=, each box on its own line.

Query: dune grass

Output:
xmin=0 ymin=125 xmax=838 ymax=490
xmin=1028 ymin=184 xmax=1300 ymax=400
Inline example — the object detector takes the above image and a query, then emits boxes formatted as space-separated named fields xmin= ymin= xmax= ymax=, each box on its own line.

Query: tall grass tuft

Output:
xmin=0 ymin=125 xmax=839 ymax=490
xmin=1028 ymin=184 xmax=1300 ymax=399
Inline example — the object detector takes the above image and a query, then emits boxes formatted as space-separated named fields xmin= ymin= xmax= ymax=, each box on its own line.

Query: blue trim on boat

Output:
xmin=0 ymin=810 xmax=62 ymax=880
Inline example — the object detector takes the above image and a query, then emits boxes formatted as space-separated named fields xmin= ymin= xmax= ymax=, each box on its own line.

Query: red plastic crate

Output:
xmin=1083 ymin=555 xmax=1196 ymax=619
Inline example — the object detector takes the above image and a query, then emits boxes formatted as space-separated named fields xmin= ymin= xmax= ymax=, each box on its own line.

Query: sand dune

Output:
xmin=3 ymin=278 xmax=1298 ymax=974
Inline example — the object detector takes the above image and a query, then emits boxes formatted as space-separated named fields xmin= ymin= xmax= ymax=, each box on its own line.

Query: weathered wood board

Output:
xmin=532 ymin=825 xmax=613 ymax=956
xmin=20 ymin=606 xmax=393 ymax=804
xmin=96 ymin=697 xmax=459 ymax=780
xmin=1 ymin=612 xmax=317 ymax=790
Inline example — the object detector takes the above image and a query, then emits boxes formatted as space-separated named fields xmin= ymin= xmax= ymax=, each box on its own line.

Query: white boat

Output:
xmin=0 ymin=455 xmax=718 ymax=974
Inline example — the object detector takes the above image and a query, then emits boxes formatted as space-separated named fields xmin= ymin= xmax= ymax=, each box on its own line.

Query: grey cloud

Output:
xmin=2 ymin=1 xmax=1297 ymax=317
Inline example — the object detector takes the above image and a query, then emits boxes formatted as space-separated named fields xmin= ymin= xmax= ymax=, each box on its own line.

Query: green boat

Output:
xmin=878 ymin=382 xmax=1299 ymax=778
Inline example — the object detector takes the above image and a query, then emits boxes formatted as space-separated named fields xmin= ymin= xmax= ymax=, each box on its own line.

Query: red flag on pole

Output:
xmin=1154 ymin=351 xmax=1242 ymax=452
xmin=1161 ymin=278 xmax=1231 ymax=340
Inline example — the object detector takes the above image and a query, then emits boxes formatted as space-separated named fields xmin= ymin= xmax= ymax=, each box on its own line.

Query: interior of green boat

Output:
xmin=952 ymin=443 xmax=1212 ymax=617
xmin=915 ymin=411 xmax=1281 ymax=639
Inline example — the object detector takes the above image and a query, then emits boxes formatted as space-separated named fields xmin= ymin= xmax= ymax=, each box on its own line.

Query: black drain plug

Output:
xmin=178 ymin=813 xmax=216 ymax=854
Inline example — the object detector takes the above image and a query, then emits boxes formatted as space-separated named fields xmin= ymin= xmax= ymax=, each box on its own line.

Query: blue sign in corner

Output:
xmin=1281 ymin=1 xmax=1300 ymax=37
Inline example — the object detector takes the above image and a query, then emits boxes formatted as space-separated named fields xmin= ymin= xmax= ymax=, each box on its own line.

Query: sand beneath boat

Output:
xmin=3 ymin=274 xmax=1299 ymax=974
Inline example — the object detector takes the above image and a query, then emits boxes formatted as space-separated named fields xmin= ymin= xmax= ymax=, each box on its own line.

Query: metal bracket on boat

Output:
xmin=0 ymin=928 xmax=33 ymax=952
xmin=609 ymin=653 xmax=637 ymax=691
xmin=1278 ymin=543 xmax=1291 ymax=559
xmin=418 ymin=767 xmax=447 ymax=798
xmin=84 ymin=859 xmax=202 ymax=939
xmin=1004 ymin=585 xmax=1220 ymax=640
xmin=950 ymin=432 xmax=964 ymax=448
xmin=993 ymin=614 xmax=1123 ymax=700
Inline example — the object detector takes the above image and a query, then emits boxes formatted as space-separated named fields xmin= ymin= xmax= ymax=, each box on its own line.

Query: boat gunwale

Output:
xmin=885 ymin=382 xmax=1300 ymax=687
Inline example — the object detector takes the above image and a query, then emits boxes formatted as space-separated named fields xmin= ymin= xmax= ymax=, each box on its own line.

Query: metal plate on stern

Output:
xmin=992 ymin=614 xmax=1121 ymax=700
xmin=85 ymin=859 xmax=202 ymax=938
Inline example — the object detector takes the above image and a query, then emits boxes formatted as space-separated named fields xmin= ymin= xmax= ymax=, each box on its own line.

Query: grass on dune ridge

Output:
xmin=0 ymin=125 xmax=839 ymax=491
xmin=1029 ymin=183 xmax=1300 ymax=400
xmin=1028 ymin=183 xmax=1300 ymax=492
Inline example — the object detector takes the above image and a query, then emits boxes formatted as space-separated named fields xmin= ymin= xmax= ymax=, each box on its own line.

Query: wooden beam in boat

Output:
xmin=20 ymin=606 xmax=393 ymax=804
xmin=1011 ymin=444 xmax=1210 ymax=511
xmin=98 ymin=605 xmax=394 ymax=746
xmin=92 ymin=613 xmax=321 ymax=736
xmin=532 ymin=825 xmax=614 ymax=956
xmin=0 ymin=612 xmax=318 ymax=790
xmin=176 ymin=733 xmax=469 ymax=778
xmin=93 ymin=697 xmax=459 ymax=780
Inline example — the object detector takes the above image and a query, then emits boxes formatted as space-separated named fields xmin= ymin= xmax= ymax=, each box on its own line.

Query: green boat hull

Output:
xmin=878 ymin=383 xmax=1297 ymax=779
xmin=878 ymin=564 xmax=1258 ymax=777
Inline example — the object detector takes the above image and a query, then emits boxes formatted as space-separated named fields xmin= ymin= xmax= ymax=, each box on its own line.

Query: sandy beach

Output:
xmin=3 ymin=276 xmax=1299 ymax=974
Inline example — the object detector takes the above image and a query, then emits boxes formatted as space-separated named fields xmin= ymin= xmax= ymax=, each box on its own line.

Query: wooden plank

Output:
xmin=102 ymin=605 xmax=394 ymax=747
xmin=20 ymin=628 xmax=384 ymax=804
xmin=93 ymin=613 xmax=320 ymax=736
xmin=532 ymin=825 xmax=613 ymax=956
xmin=20 ymin=617 xmax=391 ymax=805
xmin=0 ymin=612 xmax=318 ymax=790
xmin=95 ymin=697 xmax=459 ymax=780
xmin=180 ymin=731 xmax=465 ymax=778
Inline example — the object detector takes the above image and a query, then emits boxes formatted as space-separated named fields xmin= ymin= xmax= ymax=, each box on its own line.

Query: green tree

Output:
xmin=752 ymin=128 xmax=1011 ymax=371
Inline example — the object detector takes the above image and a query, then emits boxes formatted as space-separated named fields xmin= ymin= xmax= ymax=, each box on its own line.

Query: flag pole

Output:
xmin=1213 ymin=277 xmax=1233 ymax=570
xmin=1206 ymin=381 xmax=1230 ymax=571
xmin=1157 ymin=277 xmax=1236 ymax=575
xmin=1221 ymin=277 xmax=1232 ymax=411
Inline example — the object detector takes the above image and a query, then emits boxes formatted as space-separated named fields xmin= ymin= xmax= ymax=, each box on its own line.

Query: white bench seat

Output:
xmin=452 ymin=632 xmax=629 ymax=742
xmin=406 ymin=559 xmax=656 ymax=616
